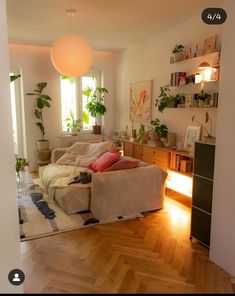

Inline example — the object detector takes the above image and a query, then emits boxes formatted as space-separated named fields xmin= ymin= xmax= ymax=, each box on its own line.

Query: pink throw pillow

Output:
xmin=104 ymin=159 xmax=139 ymax=172
xmin=89 ymin=151 xmax=121 ymax=172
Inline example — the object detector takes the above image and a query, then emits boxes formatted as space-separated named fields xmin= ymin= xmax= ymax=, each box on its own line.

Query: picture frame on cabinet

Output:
xmin=183 ymin=125 xmax=201 ymax=152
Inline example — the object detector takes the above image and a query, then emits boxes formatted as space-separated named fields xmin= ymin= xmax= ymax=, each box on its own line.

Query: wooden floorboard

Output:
xmin=21 ymin=192 xmax=234 ymax=293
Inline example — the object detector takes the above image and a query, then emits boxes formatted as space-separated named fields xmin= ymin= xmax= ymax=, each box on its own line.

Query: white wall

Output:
xmin=0 ymin=0 xmax=22 ymax=292
xmin=115 ymin=16 xmax=222 ymax=143
xmin=9 ymin=45 xmax=117 ymax=171
xmin=210 ymin=0 xmax=235 ymax=277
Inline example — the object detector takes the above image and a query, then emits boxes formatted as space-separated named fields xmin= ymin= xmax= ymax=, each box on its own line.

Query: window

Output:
xmin=60 ymin=73 xmax=100 ymax=132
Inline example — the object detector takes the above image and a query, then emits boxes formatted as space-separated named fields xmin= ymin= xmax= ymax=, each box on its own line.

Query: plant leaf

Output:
xmin=34 ymin=109 xmax=41 ymax=119
xmin=37 ymin=99 xmax=44 ymax=109
xmin=10 ymin=74 xmax=21 ymax=82
xmin=37 ymin=82 xmax=47 ymax=93
xmin=42 ymin=100 xmax=50 ymax=108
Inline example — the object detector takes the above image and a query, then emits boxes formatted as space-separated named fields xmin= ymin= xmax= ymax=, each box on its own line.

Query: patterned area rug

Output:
xmin=18 ymin=185 xmax=143 ymax=242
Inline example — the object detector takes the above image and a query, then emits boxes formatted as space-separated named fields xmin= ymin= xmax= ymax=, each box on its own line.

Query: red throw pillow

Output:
xmin=89 ymin=151 xmax=121 ymax=172
xmin=104 ymin=159 xmax=139 ymax=172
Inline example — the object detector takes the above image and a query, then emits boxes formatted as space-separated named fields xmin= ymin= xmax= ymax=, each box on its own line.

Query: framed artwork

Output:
xmin=183 ymin=125 xmax=201 ymax=152
xmin=130 ymin=80 xmax=152 ymax=123
xmin=203 ymin=35 xmax=217 ymax=55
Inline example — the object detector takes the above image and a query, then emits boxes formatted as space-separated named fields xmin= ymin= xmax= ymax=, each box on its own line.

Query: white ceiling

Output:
xmin=6 ymin=0 xmax=224 ymax=51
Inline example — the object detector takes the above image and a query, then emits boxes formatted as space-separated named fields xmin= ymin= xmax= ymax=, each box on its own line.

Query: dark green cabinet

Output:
xmin=190 ymin=142 xmax=215 ymax=248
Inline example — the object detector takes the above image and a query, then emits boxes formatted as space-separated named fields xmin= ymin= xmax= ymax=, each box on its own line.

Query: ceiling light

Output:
xmin=50 ymin=9 xmax=93 ymax=77
xmin=198 ymin=61 xmax=212 ymax=69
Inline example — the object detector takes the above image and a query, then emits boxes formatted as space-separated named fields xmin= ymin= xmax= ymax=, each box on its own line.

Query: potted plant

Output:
xmin=83 ymin=86 xmax=108 ymax=134
xmin=66 ymin=111 xmax=82 ymax=136
xmin=15 ymin=156 xmax=29 ymax=180
xmin=150 ymin=118 xmax=168 ymax=147
xmin=197 ymin=90 xmax=211 ymax=107
xmin=26 ymin=82 xmax=52 ymax=150
xmin=155 ymin=84 xmax=174 ymax=113
xmin=172 ymin=44 xmax=185 ymax=62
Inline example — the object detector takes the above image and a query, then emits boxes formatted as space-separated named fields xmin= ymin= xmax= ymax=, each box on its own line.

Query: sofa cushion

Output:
xmin=104 ymin=159 xmax=139 ymax=172
xmin=89 ymin=151 xmax=121 ymax=172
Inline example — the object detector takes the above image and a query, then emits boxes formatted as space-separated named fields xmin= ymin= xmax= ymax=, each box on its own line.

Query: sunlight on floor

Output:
xmin=164 ymin=197 xmax=190 ymax=228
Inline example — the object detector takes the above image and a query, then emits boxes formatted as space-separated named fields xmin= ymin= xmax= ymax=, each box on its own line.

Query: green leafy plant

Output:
xmin=192 ymin=112 xmax=213 ymax=138
xmin=15 ymin=156 xmax=29 ymax=177
xmin=83 ymin=87 xmax=108 ymax=125
xmin=150 ymin=118 xmax=168 ymax=138
xmin=10 ymin=74 xmax=21 ymax=82
xmin=66 ymin=111 xmax=82 ymax=132
xmin=174 ymin=93 xmax=186 ymax=107
xmin=172 ymin=44 xmax=184 ymax=54
xmin=156 ymin=84 xmax=174 ymax=113
xmin=136 ymin=124 xmax=145 ymax=143
xmin=197 ymin=90 xmax=211 ymax=101
xmin=26 ymin=82 xmax=52 ymax=140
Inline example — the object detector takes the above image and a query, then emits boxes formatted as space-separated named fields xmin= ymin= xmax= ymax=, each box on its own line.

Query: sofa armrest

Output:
xmin=51 ymin=148 xmax=67 ymax=163
xmin=90 ymin=165 xmax=167 ymax=221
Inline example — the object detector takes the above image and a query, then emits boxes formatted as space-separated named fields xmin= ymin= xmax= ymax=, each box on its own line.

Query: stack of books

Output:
xmin=171 ymin=72 xmax=186 ymax=86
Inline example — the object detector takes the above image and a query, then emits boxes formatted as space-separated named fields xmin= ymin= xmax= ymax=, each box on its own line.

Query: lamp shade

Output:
xmin=50 ymin=35 xmax=93 ymax=77
xmin=198 ymin=61 xmax=211 ymax=69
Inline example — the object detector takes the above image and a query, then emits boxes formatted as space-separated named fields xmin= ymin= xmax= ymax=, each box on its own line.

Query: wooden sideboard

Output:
xmin=121 ymin=139 xmax=193 ymax=174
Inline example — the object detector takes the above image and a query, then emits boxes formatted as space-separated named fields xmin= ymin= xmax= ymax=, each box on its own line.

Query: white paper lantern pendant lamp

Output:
xmin=51 ymin=9 xmax=93 ymax=77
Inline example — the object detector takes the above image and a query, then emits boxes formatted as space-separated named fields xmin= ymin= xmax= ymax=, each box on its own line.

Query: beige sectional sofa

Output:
xmin=39 ymin=143 xmax=168 ymax=221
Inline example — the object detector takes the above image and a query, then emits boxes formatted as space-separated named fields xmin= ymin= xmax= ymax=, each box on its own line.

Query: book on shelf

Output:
xmin=170 ymin=72 xmax=186 ymax=86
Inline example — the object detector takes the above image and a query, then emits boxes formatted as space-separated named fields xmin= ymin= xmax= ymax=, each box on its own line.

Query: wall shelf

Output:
xmin=171 ymin=80 xmax=219 ymax=88
xmin=170 ymin=51 xmax=220 ymax=65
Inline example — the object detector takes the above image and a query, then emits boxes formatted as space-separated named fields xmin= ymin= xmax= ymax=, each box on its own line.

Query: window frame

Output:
xmin=60 ymin=69 xmax=101 ymax=134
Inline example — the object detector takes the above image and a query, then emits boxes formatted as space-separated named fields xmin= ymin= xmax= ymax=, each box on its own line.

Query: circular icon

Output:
xmin=8 ymin=269 xmax=25 ymax=286
xmin=202 ymin=8 xmax=227 ymax=25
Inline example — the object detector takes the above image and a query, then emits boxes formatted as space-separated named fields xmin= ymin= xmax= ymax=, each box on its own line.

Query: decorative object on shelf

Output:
xmin=26 ymin=81 xmax=52 ymax=151
xmin=185 ymin=94 xmax=193 ymax=108
xmin=192 ymin=112 xmax=214 ymax=139
xmin=156 ymin=84 xmax=174 ymax=112
xmin=66 ymin=111 xmax=82 ymax=136
xmin=83 ymin=86 xmax=108 ymax=135
xmin=172 ymin=44 xmax=184 ymax=62
xmin=198 ymin=61 xmax=212 ymax=69
xmin=203 ymin=35 xmax=217 ymax=55
xmin=136 ymin=124 xmax=145 ymax=144
xmin=50 ymin=9 xmax=93 ymax=77
xmin=130 ymin=80 xmax=152 ymax=122
xmin=197 ymin=90 xmax=211 ymax=107
xmin=164 ymin=132 xmax=176 ymax=148
xmin=183 ymin=125 xmax=201 ymax=152
xmin=15 ymin=156 xmax=29 ymax=180
xmin=174 ymin=93 xmax=186 ymax=108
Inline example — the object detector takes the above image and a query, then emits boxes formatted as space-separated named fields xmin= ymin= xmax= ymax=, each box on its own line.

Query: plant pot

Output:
xmin=37 ymin=139 xmax=49 ymax=150
xmin=37 ymin=149 xmax=51 ymax=161
xmin=163 ymin=132 xmax=176 ymax=148
xmin=71 ymin=128 xmax=78 ymax=136
xmin=93 ymin=125 xmax=101 ymax=135
xmin=174 ymin=52 xmax=184 ymax=62
xmin=149 ymin=131 xmax=163 ymax=147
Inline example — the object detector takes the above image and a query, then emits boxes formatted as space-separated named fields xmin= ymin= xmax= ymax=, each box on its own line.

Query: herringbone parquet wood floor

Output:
xmin=21 ymin=192 xmax=235 ymax=293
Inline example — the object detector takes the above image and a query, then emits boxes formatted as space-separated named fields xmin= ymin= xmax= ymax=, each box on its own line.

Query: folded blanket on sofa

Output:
xmin=55 ymin=141 xmax=111 ymax=166
xmin=39 ymin=164 xmax=92 ymax=202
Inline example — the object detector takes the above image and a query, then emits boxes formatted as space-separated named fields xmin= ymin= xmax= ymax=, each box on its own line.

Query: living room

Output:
xmin=1 ymin=0 xmax=235 ymax=293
